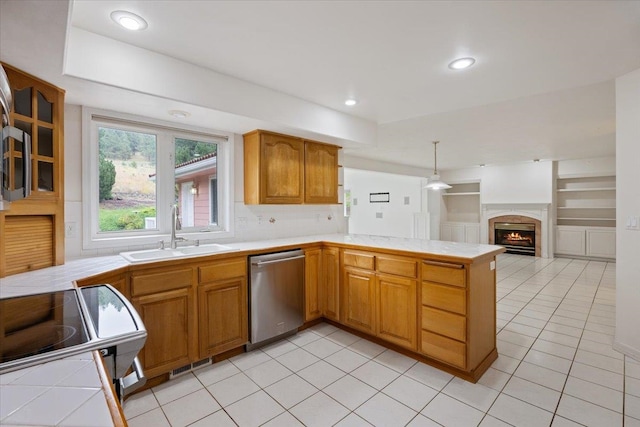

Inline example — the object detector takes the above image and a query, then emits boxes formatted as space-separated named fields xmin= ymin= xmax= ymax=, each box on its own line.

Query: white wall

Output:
xmin=64 ymin=105 xmax=345 ymax=259
xmin=614 ymin=68 xmax=640 ymax=361
xmin=479 ymin=161 xmax=553 ymax=204
xmin=557 ymin=157 xmax=615 ymax=178
xmin=344 ymin=169 xmax=425 ymax=238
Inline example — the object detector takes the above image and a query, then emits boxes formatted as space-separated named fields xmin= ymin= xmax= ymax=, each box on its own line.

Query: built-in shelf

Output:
xmin=442 ymin=192 xmax=480 ymax=196
xmin=556 ymin=175 xmax=616 ymax=228
xmin=440 ymin=182 xmax=481 ymax=230
xmin=557 ymin=187 xmax=615 ymax=192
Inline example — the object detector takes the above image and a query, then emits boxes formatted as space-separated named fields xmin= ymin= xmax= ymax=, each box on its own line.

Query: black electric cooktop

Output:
xmin=0 ymin=290 xmax=90 ymax=364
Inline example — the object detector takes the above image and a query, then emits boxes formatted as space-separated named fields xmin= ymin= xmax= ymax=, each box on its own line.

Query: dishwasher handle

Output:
xmin=251 ymin=254 xmax=305 ymax=266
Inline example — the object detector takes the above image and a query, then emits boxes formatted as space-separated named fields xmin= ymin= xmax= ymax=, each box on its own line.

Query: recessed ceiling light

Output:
xmin=111 ymin=11 xmax=148 ymax=31
xmin=448 ymin=57 xmax=476 ymax=70
xmin=344 ymin=99 xmax=357 ymax=106
xmin=479 ymin=164 xmax=486 ymax=167
xmin=169 ymin=110 xmax=190 ymax=118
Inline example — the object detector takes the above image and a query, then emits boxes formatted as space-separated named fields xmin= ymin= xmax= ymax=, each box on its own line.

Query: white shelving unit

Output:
xmin=440 ymin=182 xmax=480 ymax=244
xmin=555 ymin=175 xmax=616 ymax=259
xmin=556 ymin=176 xmax=616 ymax=227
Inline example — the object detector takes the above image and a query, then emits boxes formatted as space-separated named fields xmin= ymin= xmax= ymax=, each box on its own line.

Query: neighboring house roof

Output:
xmin=149 ymin=153 xmax=217 ymax=179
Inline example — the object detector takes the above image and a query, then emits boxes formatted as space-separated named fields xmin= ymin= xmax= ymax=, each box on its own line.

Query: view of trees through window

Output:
xmin=97 ymin=128 xmax=218 ymax=233
xmin=98 ymin=127 xmax=157 ymax=232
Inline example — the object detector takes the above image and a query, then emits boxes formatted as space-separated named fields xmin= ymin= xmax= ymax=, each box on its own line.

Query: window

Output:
xmin=82 ymin=108 xmax=234 ymax=250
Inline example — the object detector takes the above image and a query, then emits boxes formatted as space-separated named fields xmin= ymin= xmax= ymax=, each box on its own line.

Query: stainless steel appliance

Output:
xmin=0 ymin=63 xmax=32 ymax=210
xmin=0 ymin=285 xmax=147 ymax=400
xmin=248 ymin=249 xmax=305 ymax=349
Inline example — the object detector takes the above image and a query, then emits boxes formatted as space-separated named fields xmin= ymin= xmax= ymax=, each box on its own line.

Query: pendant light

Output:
xmin=424 ymin=141 xmax=451 ymax=190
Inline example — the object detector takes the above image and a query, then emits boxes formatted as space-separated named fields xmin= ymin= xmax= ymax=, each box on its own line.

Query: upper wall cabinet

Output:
xmin=243 ymin=130 xmax=340 ymax=205
xmin=304 ymin=141 xmax=339 ymax=204
xmin=0 ymin=63 xmax=65 ymax=277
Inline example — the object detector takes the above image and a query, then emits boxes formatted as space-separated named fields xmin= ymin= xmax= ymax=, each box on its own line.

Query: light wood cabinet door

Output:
xmin=133 ymin=287 xmax=194 ymax=378
xmin=304 ymin=248 xmax=322 ymax=321
xmin=0 ymin=63 xmax=65 ymax=278
xmin=342 ymin=267 xmax=376 ymax=334
xmin=198 ymin=277 xmax=248 ymax=358
xmin=323 ymin=247 xmax=340 ymax=321
xmin=244 ymin=130 xmax=304 ymax=204
xmin=304 ymin=141 xmax=338 ymax=204
xmin=377 ymin=274 xmax=417 ymax=350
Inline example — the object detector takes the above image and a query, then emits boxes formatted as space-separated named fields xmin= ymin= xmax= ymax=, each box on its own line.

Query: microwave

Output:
xmin=0 ymin=63 xmax=32 ymax=210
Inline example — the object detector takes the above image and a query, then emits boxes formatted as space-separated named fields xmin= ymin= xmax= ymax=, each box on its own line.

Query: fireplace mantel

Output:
xmin=481 ymin=203 xmax=552 ymax=258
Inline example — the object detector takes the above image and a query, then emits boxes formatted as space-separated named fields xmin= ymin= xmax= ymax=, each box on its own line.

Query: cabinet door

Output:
xmin=556 ymin=227 xmax=586 ymax=256
xmin=440 ymin=224 xmax=452 ymax=242
xmin=377 ymin=274 xmax=417 ymax=350
xmin=586 ymin=228 xmax=616 ymax=258
xmin=133 ymin=287 xmax=194 ymax=378
xmin=342 ymin=267 xmax=376 ymax=334
xmin=304 ymin=248 xmax=322 ymax=321
xmin=465 ymin=224 xmax=480 ymax=244
xmin=261 ymin=133 xmax=304 ymax=204
xmin=451 ymin=224 xmax=466 ymax=243
xmin=323 ymin=247 xmax=340 ymax=321
xmin=198 ymin=277 xmax=248 ymax=358
xmin=304 ymin=141 xmax=338 ymax=204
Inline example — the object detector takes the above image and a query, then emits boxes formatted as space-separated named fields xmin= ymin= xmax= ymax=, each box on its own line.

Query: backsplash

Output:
xmin=65 ymin=202 xmax=346 ymax=258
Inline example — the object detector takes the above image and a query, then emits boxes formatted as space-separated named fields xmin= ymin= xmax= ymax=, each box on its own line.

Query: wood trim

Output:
xmin=92 ymin=351 xmax=127 ymax=427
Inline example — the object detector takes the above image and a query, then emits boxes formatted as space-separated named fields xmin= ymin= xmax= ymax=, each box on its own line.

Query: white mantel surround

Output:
xmin=481 ymin=203 xmax=552 ymax=258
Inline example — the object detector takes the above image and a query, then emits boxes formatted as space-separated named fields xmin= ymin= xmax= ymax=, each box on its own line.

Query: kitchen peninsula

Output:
xmin=0 ymin=234 xmax=504 ymax=426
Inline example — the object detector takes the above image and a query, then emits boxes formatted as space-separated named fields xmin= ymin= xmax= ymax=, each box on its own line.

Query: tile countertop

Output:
xmin=0 ymin=233 xmax=504 ymax=426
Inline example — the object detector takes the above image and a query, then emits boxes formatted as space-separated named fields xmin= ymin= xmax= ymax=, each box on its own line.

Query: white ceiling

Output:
xmin=2 ymin=1 xmax=640 ymax=171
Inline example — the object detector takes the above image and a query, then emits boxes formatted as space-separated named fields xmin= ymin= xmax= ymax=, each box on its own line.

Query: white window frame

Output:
xmin=82 ymin=107 xmax=234 ymax=250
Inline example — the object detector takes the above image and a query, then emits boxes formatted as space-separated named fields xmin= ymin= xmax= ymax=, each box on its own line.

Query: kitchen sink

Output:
xmin=120 ymin=244 xmax=232 ymax=263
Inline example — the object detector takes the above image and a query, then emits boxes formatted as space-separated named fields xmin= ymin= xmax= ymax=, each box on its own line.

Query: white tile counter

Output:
xmin=0 ymin=352 xmax=114 ymax=427
xmin=0 ymin=233 xmax=504 ymax=426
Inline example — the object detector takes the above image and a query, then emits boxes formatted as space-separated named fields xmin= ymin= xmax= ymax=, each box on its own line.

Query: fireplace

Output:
xmin=494 ymin=222 xmax=536 ymax=256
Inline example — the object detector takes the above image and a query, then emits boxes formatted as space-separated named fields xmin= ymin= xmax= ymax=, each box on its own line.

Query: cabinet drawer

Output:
xmin=421 ymin=330 xmax=466 ymax=369
xmin=343 ymin=251 xmax=375 ymax=270
xmin=422 ymin=261 xmax=466 ymax=287
xmin=421 ymin=306 xmax=466 ymax=342
xmin=199 ymin=258 xmax=247 ymax=283
xmin=131 ymin=268 xmax=193 ymax=296
xmin=377 ymin=256 xmax=418 ymax=278
xmin=422 ymin=282 xmax=466 ymax=315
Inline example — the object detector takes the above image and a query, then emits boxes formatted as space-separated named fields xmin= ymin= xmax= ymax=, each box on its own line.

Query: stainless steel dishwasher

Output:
xmin=248 ymin=249 xmax=305 ymax=349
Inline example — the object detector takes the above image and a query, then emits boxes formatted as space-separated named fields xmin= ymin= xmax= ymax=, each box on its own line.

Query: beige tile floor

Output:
xmin=124 ymin=254 xmax=640 ymax=426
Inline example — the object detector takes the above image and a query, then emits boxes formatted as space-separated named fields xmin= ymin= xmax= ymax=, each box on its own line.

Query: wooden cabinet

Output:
xmin=198 ymin=257 xmax=248 ymax=358
xmin=304 ymin=141 xmax=339 ymax=204
xmin=75 ymin=270 xmax=128 ymax=298
xmin=342 ymin=265 xmax=377 ymax=334
xmin=0 ymin=63 xmax=65 ymax=277
xmin=244 ymin=131 xmax=304 ymax=204
xmin=419 ymin=258 xmax=497 ymax=376
xmin=377 ymin=273 xmax=417 ymax=349
xmin=243 ymin=130 xmax=340 ymax=205
xmin=304 ymin=248 xmax=323 ymax=321
xmin=323 ymin=247 xmax=340 ymax=321
xmin=130 ymin=265 xmax=196 ymax=378
xmin=341 ymin=250 xmax=418 ymax=350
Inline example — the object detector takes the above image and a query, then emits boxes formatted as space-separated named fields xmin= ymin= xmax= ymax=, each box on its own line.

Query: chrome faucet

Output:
xmin=170 ymin=204 xmax=186 ymax=249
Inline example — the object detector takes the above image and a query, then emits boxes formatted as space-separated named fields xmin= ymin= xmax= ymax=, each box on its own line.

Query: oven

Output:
xmin=0 ymin=285 xmax=147 ymax=401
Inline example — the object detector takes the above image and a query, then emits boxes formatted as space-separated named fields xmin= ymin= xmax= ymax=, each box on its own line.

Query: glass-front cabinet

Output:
xmin=4 ymin=64 xmax=62 ymax=197
xmin=0 ymin=63 xmax=65 ymax=277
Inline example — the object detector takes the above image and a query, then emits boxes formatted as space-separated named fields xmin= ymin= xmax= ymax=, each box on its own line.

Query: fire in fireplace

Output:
xmin=494 ymin=222 xmax=536 ymax=256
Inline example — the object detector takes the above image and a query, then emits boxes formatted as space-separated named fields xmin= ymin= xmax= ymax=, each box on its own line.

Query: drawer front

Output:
xmin=421 ymin=282 xmax=466 ymax=315
xmin=343 ymin=251 xmax=375 ymax=270
xmin=131 ymin=268 xmax=193 ymax=296
xmin=421 ymin=261 xmax=466 ymax=287
xmin=199 ymin=258 xmax=247 ymax=283
xmin=421 ymin=330 xmax=466 ymax=369
xmin=421 ymin=306 xmax=466 ymax=342
xmin=377 ymin=256 xmax=418 ymax=278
